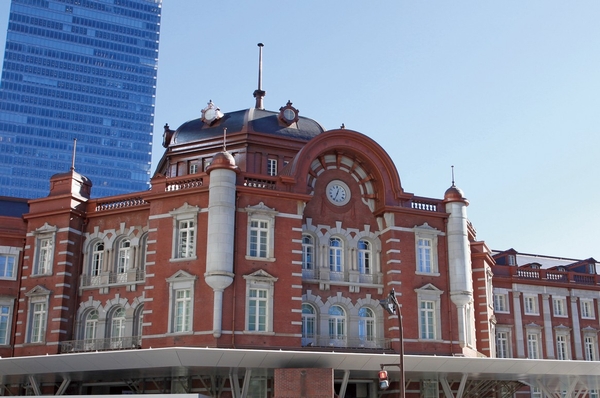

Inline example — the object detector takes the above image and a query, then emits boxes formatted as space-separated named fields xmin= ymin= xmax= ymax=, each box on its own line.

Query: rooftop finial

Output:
xmin=71 ymin=138 xmax=77 ymax=171
xmin=223 ymin=127 xmax=227 ymax=152
xmin=253 ymin=43 xmax=266 ymax=109
xmin=451 ymin=165 xmax=455 ymax=187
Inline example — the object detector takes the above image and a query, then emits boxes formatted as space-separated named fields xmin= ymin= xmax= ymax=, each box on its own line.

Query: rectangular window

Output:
xmin=420 ymin=300 xmax=435 ymax=339
xmin=421 ymin=380 xmax=438 ymax=398
xmin=36 ymin=237 xmax=53 ymax=275
xmin=0 ymin=254 xmax=16 ymax=279
xmin=30 ymin=302 xmax=47 ymax=343
xmin=178 ymin=220 xmax=195 ymax=258
xmin=496 ymin=331 xmax=510 ymax=358
xmin=248 ymin=289 xmax=267 ymax=332
xmin=527 ymin=333 xmax=539 ymax=359
xmin=556 ymin=335 xmax=568 ymax=360
xmin=524 ymin=295 xmax=539 ymax=315
xmin=267 ymin=158 xmax=277 ymax=176
xmin=494 ymin=293 xmax=509 ymax=313
xmin=417 ymin=238 xmax=432 ymax=273
xmin=0 ymin=305 xmax=10 ymax=345
xmin=189 ymin=163 xmax=198 ymax=174
xmin=581 ymin=300 xmax=595 ymax=319
xmin=174 ymin=289 xmax=191 ymax=333
xmin=553 ymin=298 xmax=567 ymax=317
xmin=249 ymin=220 xmax=268 ymax=258
xmin=584 ymin=336 xmax=597 ymax=361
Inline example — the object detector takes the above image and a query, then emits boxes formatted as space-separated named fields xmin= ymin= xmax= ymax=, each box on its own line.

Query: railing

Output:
xmin=243 ymin=176 xmax=277 ymax=190
xmin=166 ymin=176 xmax=204 ymax=191
xmin=410 ymin=200 xmax=438 ymax=212
xmin=494 ymin=265 xmax=600 ymax=285
xmin=301 ymin=336 xmax=391 ymax=350
xmin=60 ymin=336 xmax=141 ymax=353
xmin=301 ymin=268 xmax=382 ymax=285
xmin=95 ymin=196 xmax=148 ymax=211
xmin=81 ymin=269 xmax=145 ymax=287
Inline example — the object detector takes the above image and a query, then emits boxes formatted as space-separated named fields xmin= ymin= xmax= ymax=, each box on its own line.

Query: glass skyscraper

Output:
xmin=0 ymin=0 xmax=161 ymax=198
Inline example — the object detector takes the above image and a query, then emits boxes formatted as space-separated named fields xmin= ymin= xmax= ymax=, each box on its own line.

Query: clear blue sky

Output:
xmin=1 ymin=2 xmax=599 ymax=260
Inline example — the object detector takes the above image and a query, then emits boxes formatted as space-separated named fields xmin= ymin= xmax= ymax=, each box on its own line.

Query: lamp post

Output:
xmin=379 ymin=288 xmax=405 ymax=398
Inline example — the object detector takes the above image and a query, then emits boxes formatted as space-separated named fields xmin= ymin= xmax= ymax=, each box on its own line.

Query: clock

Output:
xmin=326 ymin=180 xmax=351 ymax=206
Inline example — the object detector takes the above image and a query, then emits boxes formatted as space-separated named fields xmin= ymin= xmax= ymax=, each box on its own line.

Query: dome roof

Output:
xmin=170 ymin=108 xmax=324 ymax=146
xmin=443 ymin=184 xmax=468 ymax=204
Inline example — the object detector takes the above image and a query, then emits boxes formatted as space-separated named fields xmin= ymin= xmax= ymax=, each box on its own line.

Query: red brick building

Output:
xmin=0 ymin=94 xmax=598 ymax=397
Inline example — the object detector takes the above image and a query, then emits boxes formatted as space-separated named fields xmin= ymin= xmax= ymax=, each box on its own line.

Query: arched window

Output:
xmin=133 ymin=305 xmax=144 ymax=343
xmin=358 ymin=307 xmax=375 ymax=342
xmin=302 ymin=304 xmax=316 ymax=341
xmin=84 ymin=309 xmax=98 ymax=341
xmin=328 ymin=305 xmax=346 ymax=341
xmin=329 ymin=238 xmax=343 ymax=273
xmin=140 ymin=233 xmax=148 ymax=272
xmin=358 ymin=239 xmax=371 ymax=274
xmin=117 ymin=239 xmax=131 ymax=274
xmin=302 ymin=234 xmax=314 ymax=270
xmin=110 ymin=307 xmax=126 ymax=349
xmin=91 ymin=242 xmax=104 ymax=276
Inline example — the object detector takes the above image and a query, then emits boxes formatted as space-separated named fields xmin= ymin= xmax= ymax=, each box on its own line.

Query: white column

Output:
xmin=512 ymin=290 xmax=525 ymax=358
xmin=542 ymin=294 xmax=555 ymax=359
xmin=570 ymin=295 xmax=583 ymax=359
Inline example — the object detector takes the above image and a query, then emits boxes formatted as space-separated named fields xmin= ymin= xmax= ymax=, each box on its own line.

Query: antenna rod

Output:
xmin=451 ymin=165 xmax=455 ymax=186
xmin=253 ymin=43 xmax=266 ymax=109
xmin=223 ymin=127 xmax=227 ymax=152
xmin=71 ymin=138 xmax=77 ymax=171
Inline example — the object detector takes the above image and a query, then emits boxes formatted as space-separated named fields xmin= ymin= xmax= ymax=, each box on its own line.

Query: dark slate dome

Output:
xmin=171 ymin=108 xmax=325 ymax=146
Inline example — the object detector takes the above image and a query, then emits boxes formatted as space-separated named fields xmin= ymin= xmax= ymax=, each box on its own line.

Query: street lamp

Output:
xmin=379 ymin=288 xmax=405 ymax=398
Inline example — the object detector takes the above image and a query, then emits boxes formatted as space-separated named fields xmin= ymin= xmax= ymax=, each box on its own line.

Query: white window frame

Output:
xmin=243 ymin=270 xmax=277 ymax=333
xmin=32 ymin=224 xmax=57 ymax=276
xmin=167 ymin=270 xmax=197 ymax=334
xmin=523 ymin=295 xmax=539 ymax=315
xmin=302 ymin=234 xmax=314 ymax=270
xmin=414 ymin=223 xmax=441 ymax=276
xmin=25 ymin=286 xmax=51 ymax=344
xmin=174 ymin=289 xmax=192 ymax=333
xmin=526 ymin=327 xmax=542 ymax=359
xmin=415 ymin=284 xmax=444 ymax=341
xmin=581 ymin=299 xmax=595 ymax=319
xmin=553 ymin=297 xmax=567 ymax=317
xmin=421 ymin=380 xmax=439 ymax=398
xmin=0 ymin=252 xmax=17 ymax=280
xmin=329 ymin=237 xmax=343 ymax=273
xmin=189 ymin=162 xmax=198 ymax=174
xmin=495 ymin=327 xmax=512 ymax=358
xmin=267 ymin=158 xmax=277 ymax=176
xmin=301 ymin=303 xmax=316 ymax=343
xmin=170 ymin=203 xmax=200 ymax=261
xmin=90 ymin=241 xmax=104 ymax=276
xmin=109 ymin=307 xmax=127 ymax=349
xmin=555 ymin=332 xmax=570 ymax=360
xmin=0 ymin=298 xmax=14 ymax=346
xmin=584 ymin=333 xmax=598 ymax=361
xmin=328 ymin=305 xmax=346 ymax=341
xmin=116 ymin=238 xmax=131 ymax=274
xmin=244 ymin=203 xmax=277 ymax=261
xmin=357 ymin=239 xmax=372 ymax=275
xmin=358 ymin=307 xmax=375 ymax=342
xmin=494 ymin=292 xmax=509 ymax=313
xmin=84 ymin=309 xmax=99 ymax=342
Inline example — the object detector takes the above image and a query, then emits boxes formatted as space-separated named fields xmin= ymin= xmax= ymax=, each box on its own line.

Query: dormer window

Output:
xmin=278 ymin=100 xmax=299 ymax=126
xmin=556 ymin=266 xmax=566 ymax=272
xmin=201 ymin=100 xmax=223 ymax=125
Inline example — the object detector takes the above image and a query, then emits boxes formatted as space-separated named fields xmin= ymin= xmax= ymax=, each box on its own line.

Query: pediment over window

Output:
xmin=34 ymin=222 xmax=57 ymax=235
xmin=244 ymin=202 xmax=277 ymax=215
xmin=413 ymin=223 xmax=443 ymax=235
xmin=169 ymin=202 xmax=200 ymax=216
xmin=243 ymin=269 xmax=278 ymax=282
xmin=414 ymin=283 xmax=444 ymax=294
xmin=525 ymin=322 xmax=542 ymax=330
xmin=25 ymin=285 xmax=51 ymax=297
xmin=582 ymin=326 xmax=598 ymax=333
xmin=166 ymin=270 xmax=197 ymax=283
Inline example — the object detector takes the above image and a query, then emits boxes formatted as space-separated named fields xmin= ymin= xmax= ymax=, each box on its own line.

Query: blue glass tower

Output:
xmin=0 ymin=0 xmax=161 ymax=198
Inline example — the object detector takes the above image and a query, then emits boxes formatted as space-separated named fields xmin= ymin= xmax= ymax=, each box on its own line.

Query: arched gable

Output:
xmin=283 ymin=129 xmax=408 ymax=209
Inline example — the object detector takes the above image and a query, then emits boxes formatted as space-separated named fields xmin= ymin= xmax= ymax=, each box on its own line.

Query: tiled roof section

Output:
xmin=0 ymin=196 xmax=29 ymax=217
xmin=172 ymin=108 xmax=324 ymax=145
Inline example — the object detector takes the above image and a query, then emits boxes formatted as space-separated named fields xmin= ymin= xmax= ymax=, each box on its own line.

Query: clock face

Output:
xmin=283 ymin=108 xmax=296 ymax=121
xmin=204 ymin=108 xmax=216 ymax=122
xmin=326 ymin=180 xmax=351 ymax=205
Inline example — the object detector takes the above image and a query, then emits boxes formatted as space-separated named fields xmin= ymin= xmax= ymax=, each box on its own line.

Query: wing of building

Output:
xmin=0 ymin=93 xmax=599 ymax=397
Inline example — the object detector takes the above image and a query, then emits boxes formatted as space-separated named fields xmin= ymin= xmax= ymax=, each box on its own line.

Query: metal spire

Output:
xmin=71 ymin=138 xmax=77 ymax=171
xmin=253 ymin=43 xmax=266 ymax=109
xmin=451 ymin=165 xmax=455 ymax=187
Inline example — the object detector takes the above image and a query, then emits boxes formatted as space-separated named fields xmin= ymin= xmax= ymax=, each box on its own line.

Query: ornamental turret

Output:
xmin=444 ymin=183 xmax=474 ymax=348
xmin=204 ymin=151 xmax=238 ymax=338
